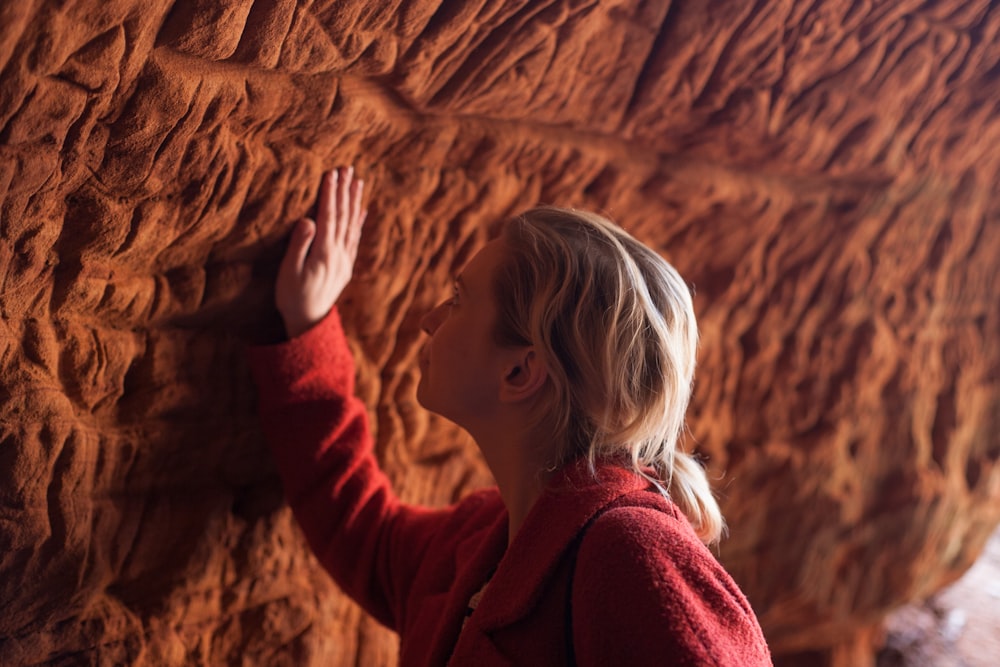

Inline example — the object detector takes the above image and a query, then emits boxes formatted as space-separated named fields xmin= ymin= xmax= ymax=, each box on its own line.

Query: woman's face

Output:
xmin=417 ymin=239 xmax=512 ymax=429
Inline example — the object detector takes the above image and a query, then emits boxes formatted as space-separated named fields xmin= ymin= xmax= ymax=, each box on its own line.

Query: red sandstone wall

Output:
xmin=1 ymin=1 xmax=999 ymax=665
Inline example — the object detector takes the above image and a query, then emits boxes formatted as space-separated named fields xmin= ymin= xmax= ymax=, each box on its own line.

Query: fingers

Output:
xmin=336 ymin=166 xmax=353 ymax=246
xmin=348 ymin=175 xmax=364 ymax=247
xmin=351 ymin=176 xmax=364 ymax=226
xmin=315 ymin=167 xmax=359 ymax=243
xmin=311 ymin=166 xmax=366 ymax=262
xmin=315 ymin=171 xmax=336 ymax=251
xmin=349 ymin=209 xmax=367 ymax=257
xmin=281 ymin=217 xmax=315 ymax=276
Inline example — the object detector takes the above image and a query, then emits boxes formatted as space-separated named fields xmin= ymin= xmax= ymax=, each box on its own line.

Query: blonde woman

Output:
xmin=249 ymin=167 xmax=771 ymax=665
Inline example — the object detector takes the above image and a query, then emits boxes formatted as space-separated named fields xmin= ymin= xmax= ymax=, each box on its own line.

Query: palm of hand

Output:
xmin=276 ymin=167 xmax=367 ymax=339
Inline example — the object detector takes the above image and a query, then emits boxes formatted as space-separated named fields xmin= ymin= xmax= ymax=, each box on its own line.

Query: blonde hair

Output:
xmin=492 ymin=206 xmax=724 ymax=544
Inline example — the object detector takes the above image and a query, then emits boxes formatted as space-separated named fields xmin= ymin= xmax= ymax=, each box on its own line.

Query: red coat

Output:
xmin=248 ymin=308 xmax=772 ymax=666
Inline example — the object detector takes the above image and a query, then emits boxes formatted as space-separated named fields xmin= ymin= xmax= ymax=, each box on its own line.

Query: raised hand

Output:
xmin=276 ymin=167 xmax=367 ymax=339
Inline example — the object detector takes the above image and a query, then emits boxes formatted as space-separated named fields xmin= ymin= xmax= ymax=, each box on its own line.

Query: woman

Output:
xmin=249 ymin=167 xmax=771 ymax=665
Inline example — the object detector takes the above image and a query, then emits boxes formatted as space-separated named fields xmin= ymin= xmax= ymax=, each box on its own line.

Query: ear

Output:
xmin=499 ymin=348 xmax=548 ymax=403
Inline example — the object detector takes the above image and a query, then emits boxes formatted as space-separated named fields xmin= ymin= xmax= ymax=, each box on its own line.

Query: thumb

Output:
xmin=281 ymin=218 xmax=315 ymax=276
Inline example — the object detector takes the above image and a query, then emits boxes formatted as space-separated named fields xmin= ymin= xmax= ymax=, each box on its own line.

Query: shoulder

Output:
xmin=586 ymin=497 xmax=701 ymax=555
xmin=571 ymin=500 xmax=771 ymax=665
xmin=578 ymin=500 xmax=745 ymax=612
xmin=577 ymin=501 xmax=713 ymax=597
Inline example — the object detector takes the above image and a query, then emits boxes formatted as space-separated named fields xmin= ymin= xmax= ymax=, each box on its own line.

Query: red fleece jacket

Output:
xmin=248 ymin=308 xmax=772 ymax=666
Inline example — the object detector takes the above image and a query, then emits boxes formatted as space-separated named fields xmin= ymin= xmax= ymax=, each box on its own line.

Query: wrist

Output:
xmin=281 ymin=308 xmax=333 ymax=339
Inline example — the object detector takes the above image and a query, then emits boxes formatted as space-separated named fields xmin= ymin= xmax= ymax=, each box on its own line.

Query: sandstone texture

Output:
xmin=1 ymin=1 xmax=998 ymax=665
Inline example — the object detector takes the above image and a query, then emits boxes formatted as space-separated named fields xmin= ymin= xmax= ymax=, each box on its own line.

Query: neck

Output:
xmin=496 ymin=461 xmax=547 ymax=547
xmin=470 ymin=418 xmax=555 ymax=546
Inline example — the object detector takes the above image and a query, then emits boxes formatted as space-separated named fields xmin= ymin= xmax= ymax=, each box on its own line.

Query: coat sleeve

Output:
xmin=571 ymin=506 xmax=772 ymax=666
xmin=247 ymin=307 xmax=446 ymax=631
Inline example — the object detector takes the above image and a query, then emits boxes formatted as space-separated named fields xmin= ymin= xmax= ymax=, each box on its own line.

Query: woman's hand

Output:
xmin=276 ymin=167 xmax=367 ymax=339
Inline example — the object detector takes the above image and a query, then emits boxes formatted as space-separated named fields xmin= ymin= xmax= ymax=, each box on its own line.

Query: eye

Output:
xmin=449 ymin=284 xmax=460 ymax=306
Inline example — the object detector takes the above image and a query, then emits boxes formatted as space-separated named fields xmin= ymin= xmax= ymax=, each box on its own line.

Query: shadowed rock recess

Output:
xmin=1 ymin=1 xmax=998 ymax=665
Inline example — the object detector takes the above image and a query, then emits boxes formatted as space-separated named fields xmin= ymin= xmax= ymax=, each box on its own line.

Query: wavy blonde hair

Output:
xmin=492 ymin=206 xmax=724 ymax=544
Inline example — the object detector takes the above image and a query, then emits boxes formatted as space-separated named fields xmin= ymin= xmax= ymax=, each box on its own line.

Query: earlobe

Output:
xmin=500 ymin=349 xmax=548 ymax=403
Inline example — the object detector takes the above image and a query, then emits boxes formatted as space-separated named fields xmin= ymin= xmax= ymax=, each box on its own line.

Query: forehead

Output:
xmin=458 ymin=239 xmax=507 ymax=289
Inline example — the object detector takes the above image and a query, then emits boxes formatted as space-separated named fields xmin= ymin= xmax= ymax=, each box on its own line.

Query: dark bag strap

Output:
xmin=563 ymin=504 xmax=616 ymax=667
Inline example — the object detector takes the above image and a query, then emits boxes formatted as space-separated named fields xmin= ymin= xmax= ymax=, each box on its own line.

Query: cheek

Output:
xmin=431 ymin=317 xmax=465 ymax=351
xmin=427 ymin=330 xmax=463 ymax=371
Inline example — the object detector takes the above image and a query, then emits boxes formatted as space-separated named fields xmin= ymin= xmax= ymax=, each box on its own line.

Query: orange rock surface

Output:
xmin=1 ymin=1 xmax=998 ymax=665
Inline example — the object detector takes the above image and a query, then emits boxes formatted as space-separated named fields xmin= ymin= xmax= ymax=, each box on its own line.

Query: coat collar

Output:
xmin=470 ymin=461 xmax=652 ymax=632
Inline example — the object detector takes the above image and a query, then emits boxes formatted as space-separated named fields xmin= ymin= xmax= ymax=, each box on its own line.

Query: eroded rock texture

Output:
xmin=1 ymin=1 xmax=998 ymax=665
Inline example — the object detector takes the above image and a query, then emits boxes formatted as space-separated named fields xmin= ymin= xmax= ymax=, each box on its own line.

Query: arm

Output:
xmin=249 ymin=168 xmax=444 ymax=629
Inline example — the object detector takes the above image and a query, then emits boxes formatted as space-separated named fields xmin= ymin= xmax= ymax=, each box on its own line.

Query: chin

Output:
xmin=415 ymin=382 xmax=453 ymax=423
xmin=415 ymin=377 xmax=433 ymax=412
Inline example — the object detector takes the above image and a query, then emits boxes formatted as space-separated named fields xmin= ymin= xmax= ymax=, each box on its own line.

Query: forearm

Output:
xmin=248 ymin=307 xmax=400 ymax=626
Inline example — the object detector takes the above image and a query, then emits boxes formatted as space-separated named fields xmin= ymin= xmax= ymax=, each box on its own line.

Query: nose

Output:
xmin=420 ymin=300 xmax=449 ymax=335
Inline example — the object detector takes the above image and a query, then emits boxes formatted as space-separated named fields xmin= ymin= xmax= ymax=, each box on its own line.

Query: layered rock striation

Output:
xmin=1 ymin=1 xmax=998 ymax=664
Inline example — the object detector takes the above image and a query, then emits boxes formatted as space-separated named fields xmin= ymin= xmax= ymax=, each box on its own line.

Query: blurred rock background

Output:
xmin=879 ymin=525 xmax=1000 ymax=667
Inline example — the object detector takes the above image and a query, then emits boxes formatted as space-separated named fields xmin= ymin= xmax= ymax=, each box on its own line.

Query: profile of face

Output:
xmin=417 ymin=239 xmax=514 ymax=430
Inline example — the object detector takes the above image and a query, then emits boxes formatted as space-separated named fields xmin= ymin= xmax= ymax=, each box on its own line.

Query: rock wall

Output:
xmin=1 ymin=1 xmax=998 ymax=665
